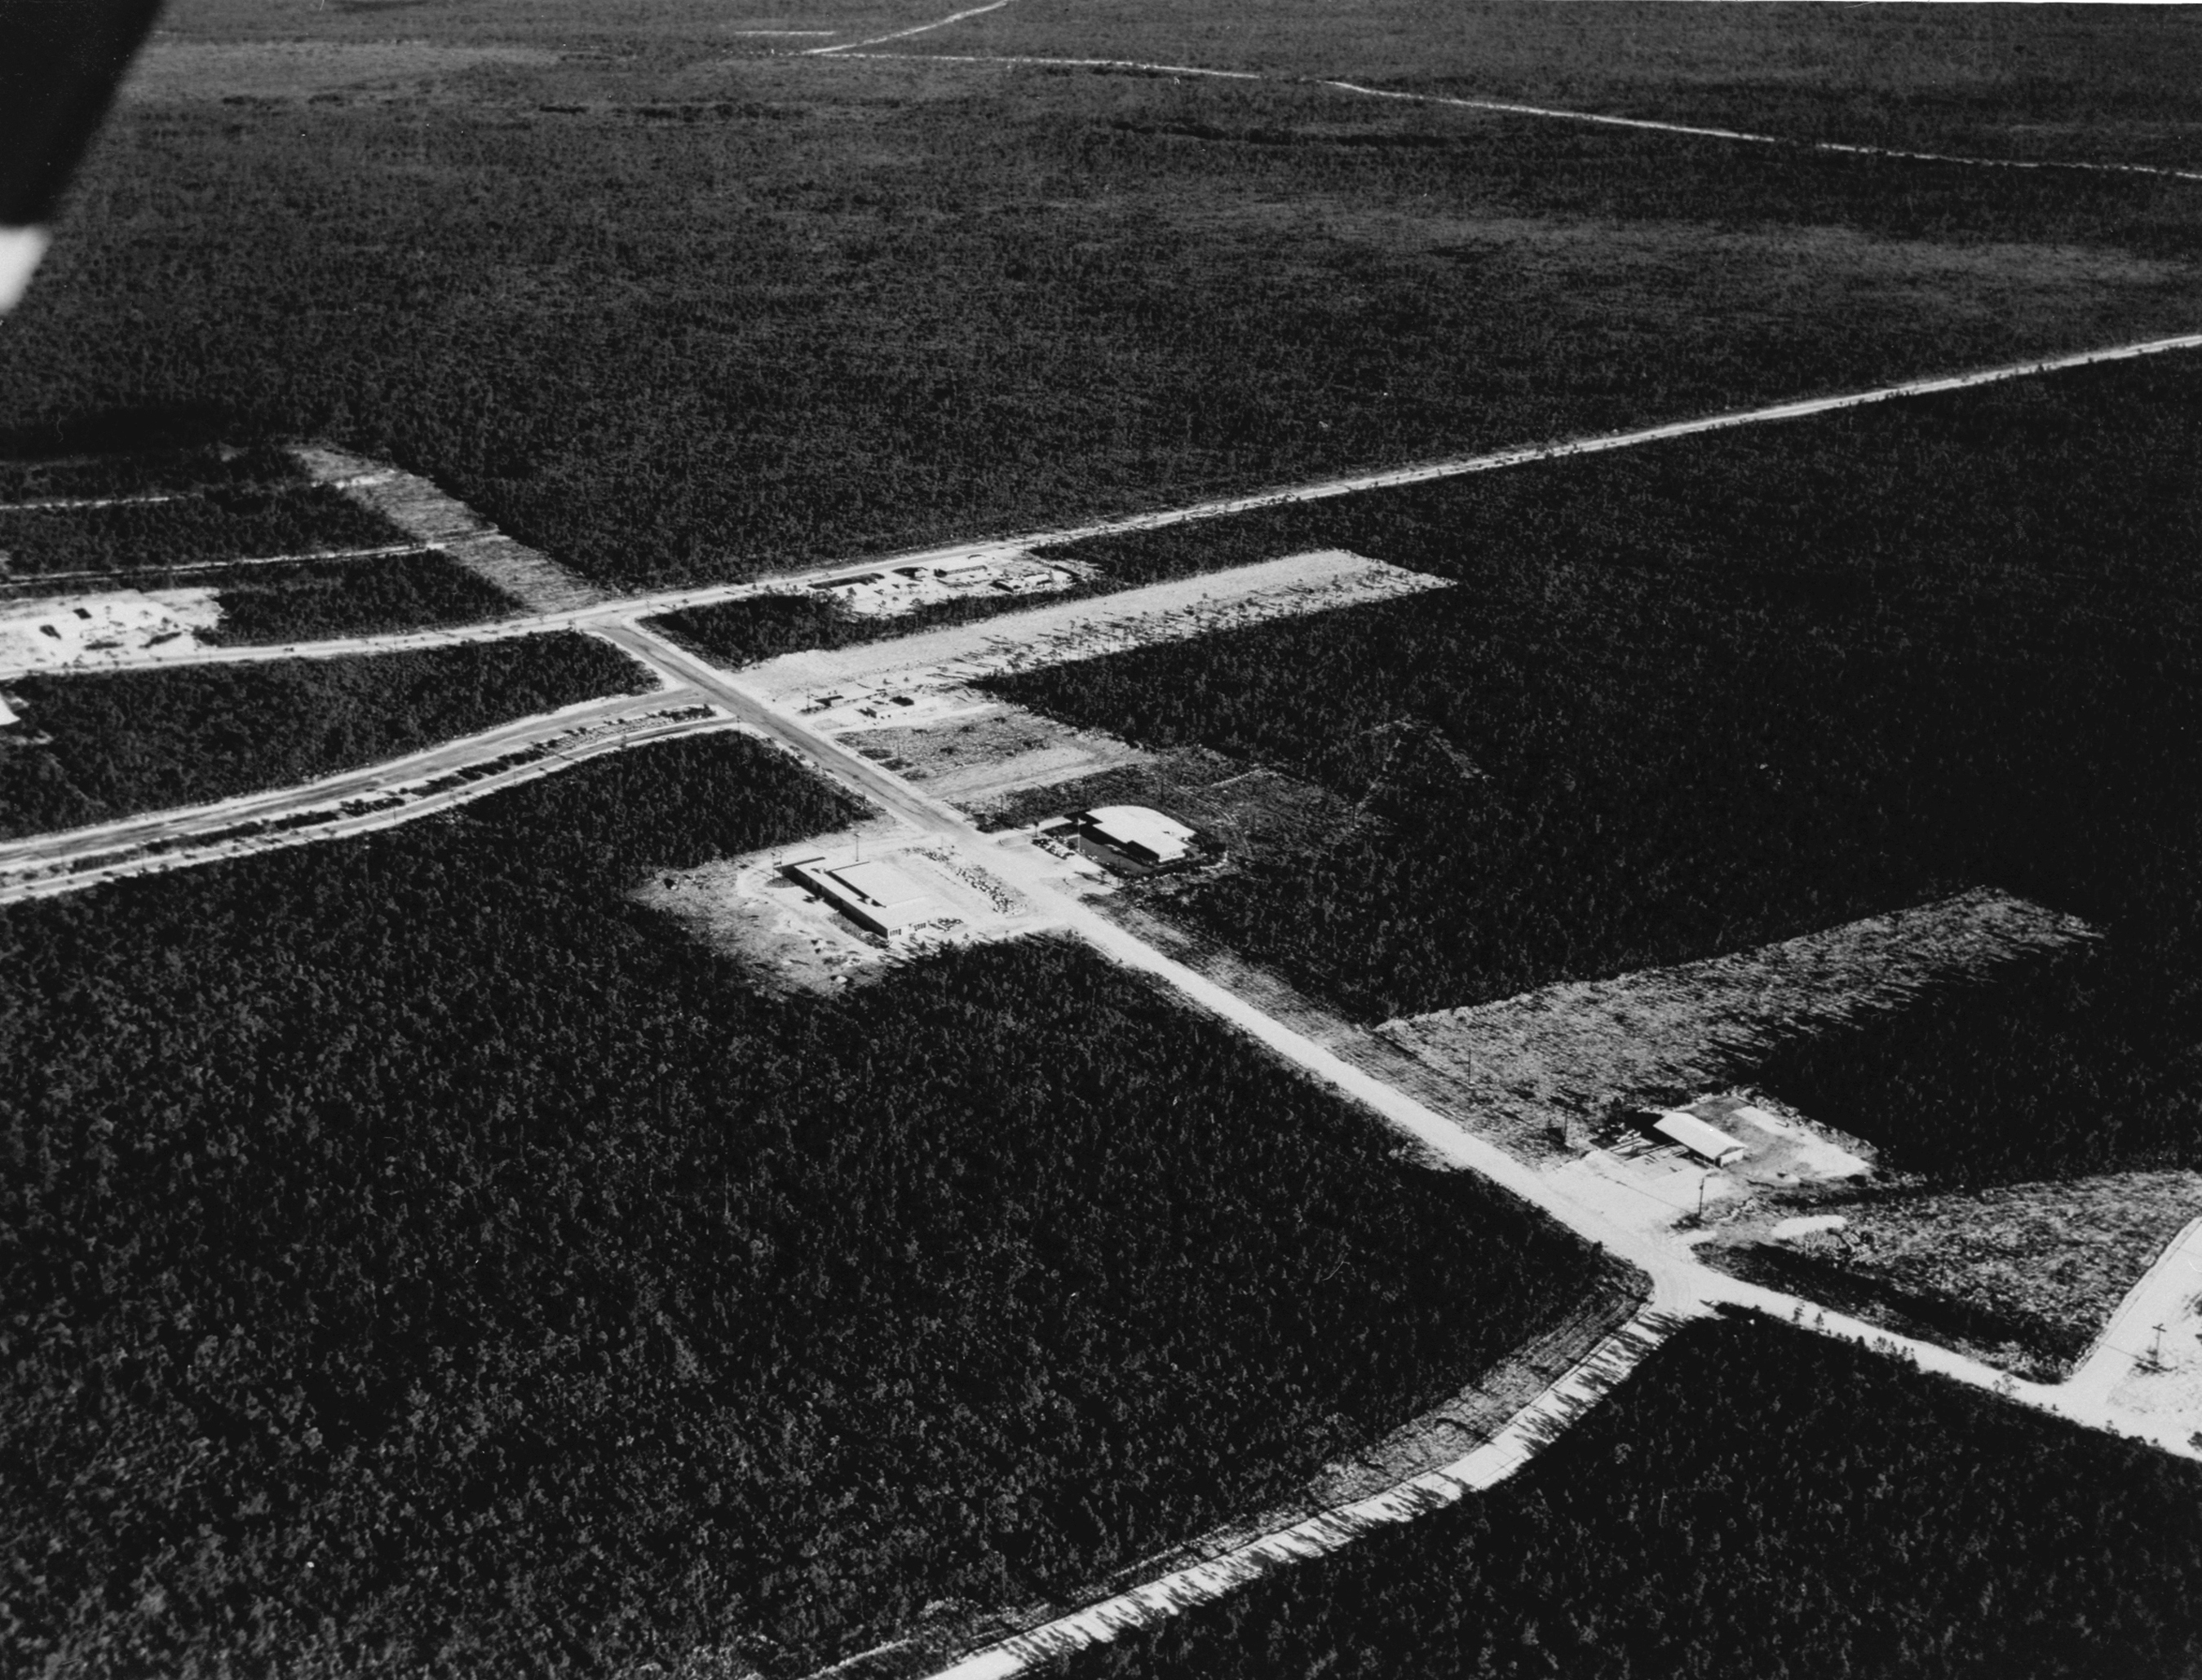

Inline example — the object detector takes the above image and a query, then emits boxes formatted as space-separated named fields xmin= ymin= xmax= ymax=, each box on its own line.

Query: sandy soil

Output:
xmin=0 ymin=589 xmax=223 ymax=675
xmin=1378 ymin=887 xmax=2096 ymax=1133
xmin=2063 ymin=1216 xmax=2202 ymax=1444
xmin=743 ymin=550 xmax=1449 ymax=709
xmin=639 ymin=824 xmax=1050 ymax=995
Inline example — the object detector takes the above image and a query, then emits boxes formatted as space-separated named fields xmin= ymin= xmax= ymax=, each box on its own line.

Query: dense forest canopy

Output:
xmin=0 ymin=735 xmax=1607 ymax=1677
xmin=0 ymin=483 xmax=402 ymax=576
xmin=993 ymin=359 xmax=2202 ymax=1064
xmin=1064 ymin=1312 xmax=2202 ymax=1680
xmin=4 ymin=18 xmax=2199 ymax=588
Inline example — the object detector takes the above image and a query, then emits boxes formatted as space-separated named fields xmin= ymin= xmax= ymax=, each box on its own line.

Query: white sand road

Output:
xmin=0 ymin=688 xmax=734 ymax=904
xmin=7 ymin=573 xmax=2199 ymax=1679
xmin=9 ymin=331 xmax=2202 ymax=685
xmin=15 ymin=343 xmax=2202 ymax=1669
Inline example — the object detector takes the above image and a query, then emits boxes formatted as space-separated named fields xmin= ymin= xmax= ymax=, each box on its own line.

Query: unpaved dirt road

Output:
xmin=11 ymin=331 xmax=2202 ymax=686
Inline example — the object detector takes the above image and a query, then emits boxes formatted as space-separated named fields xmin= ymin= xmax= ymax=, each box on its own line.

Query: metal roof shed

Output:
xmin=1651 ymin=1110 xmax=1748 ymax=1166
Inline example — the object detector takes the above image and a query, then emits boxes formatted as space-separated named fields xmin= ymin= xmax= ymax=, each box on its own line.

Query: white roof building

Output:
xmin=1083 ymin=805 xmax=1196 ymax=865
xmin=1650 ymin=1110 xmax=1748 ymax=1166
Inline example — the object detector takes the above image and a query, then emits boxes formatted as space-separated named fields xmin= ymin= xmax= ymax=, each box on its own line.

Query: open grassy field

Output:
xmin=1061 ymin=1312 xmax=2202 ymax=1680
xmin=909 ymin=1 xmax=2202 ymax=170
xmin=0 ymin=735 xmax=1610 ymax=1677
xmin=0 ymin=634 xmax=646 ymax=838
xmin=2 ymin=5 xmax=2198 ymax=588
xmin=989 ymin=353 xmax=2202 ymax=1024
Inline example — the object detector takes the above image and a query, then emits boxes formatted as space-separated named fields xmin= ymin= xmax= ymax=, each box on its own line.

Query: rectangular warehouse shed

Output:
xmin=1650 ymin=1110 xmax=1748 ymax=1166
xmin=783 ymin=855 xmax=936 ymax=936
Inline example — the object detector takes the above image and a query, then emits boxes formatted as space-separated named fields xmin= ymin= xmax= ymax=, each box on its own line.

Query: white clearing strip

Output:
xmin=10 ymin=330 xmax=2202 ymax=683
xmin=803 ymin=1 xmax=1011 ymax=56
xmin=931 ymin=1307 xmax=1691 ymax=1680
xmin=743 ymin=550 xmax=1446 ymax=707
xmin=290 ymin=446 xmax=606 ymax=615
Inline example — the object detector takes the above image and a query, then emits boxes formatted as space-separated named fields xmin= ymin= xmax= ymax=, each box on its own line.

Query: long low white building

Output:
xmin=1650 ymin=1110 xmax=1748 ymax=1166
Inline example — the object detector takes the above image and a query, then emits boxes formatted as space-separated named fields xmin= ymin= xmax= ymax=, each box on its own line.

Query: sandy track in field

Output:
xmin=820 ymin=48 xmax=2202 ymax=184
xmin=1378 ymin=888 xmax=2098 ymax=1132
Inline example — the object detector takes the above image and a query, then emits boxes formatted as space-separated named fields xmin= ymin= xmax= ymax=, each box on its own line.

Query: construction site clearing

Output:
xmin=0 ymin=587 xmax=223 ymax=675
xmin=743 ymin=549 xmax=1450 ymax=725
xmin=643 ymin=825 xmax=1065 ymax=997
xmin=799 ymin=551 xmax=1091 ymax=617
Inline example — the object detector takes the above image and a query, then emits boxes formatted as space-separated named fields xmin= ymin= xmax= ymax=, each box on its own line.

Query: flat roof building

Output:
xmin=784 ymin=854 xmax=936 ymax=936
xmin=1082 ymin=805 xmax=1197 ymax=866
xmin=1650 ymin=1110 xmax=1748 ymax=1166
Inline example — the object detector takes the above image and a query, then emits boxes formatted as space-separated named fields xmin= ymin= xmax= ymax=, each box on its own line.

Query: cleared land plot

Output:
xmin=971 ymin=745 xmax=1355 ymax=864
xmin=652 ymin=565 xmax=1112 ymax=674
xmin=1055 ymin=1314 xmax=2202 ymax=1680
xmin=15 ymin=42 xmax=2202 ymax=586
xmin=842 ymin=703 xmax=1156 ymax=807
xmin=291 ymin=446 xmax=604 ymax=615
xmin=0 ymin=633 xmax=648 ymax=839
xmin=1377 ymin=889 xmax=2095 ymax=1147
xmin=0 ymin=736 xmax=1609 ymax=1676
xmin=1709 ymin=1171 xmax=2202 ymax=1381
xmin=641 ymin=822 xmax=1055 ymax=998
xmin=991 ymin=355 xmax=2202 ymax=1022
xmin=742 ymin=550 xmax=1447 ymax=712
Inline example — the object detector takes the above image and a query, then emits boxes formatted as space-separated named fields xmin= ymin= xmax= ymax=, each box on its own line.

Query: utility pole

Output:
xmin=2146 ymin=1323 xmax=2167 ymax=1373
